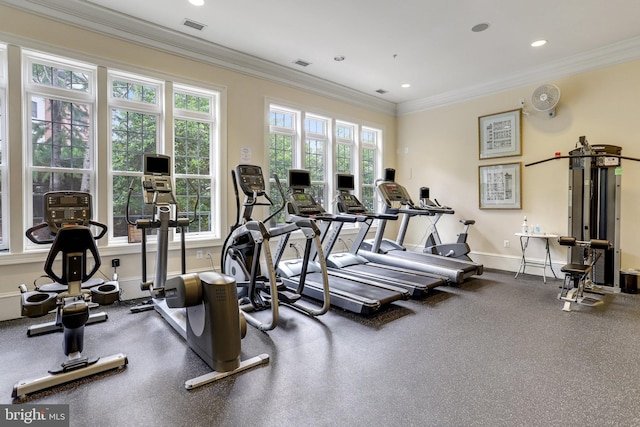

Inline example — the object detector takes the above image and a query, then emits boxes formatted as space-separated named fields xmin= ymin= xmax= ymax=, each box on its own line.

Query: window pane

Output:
xmin=174 ymin=92 xmax=210 ymax=113
xmin=336 ymin=143 xmax=352 ymax=173
xmin=174 ymin=119 xmax=210 ymax=175
xmin=362 ymin=147 xmax=375 ymax=185
xmin=336 ymin=124 xmax=353 ymax=139
xmin=32 ymin=63 xmax=90 ymax=93
xmin=111 ymin=109 xmax=157 ymax=172
xmin=175 ymin=178 xmax=212 ymax=233
xmin=31 ymin=97 xmax=90 ymax=168
xmin=32 ymin=171 xmax=90 ymax=225
xmin=270 ymin=110 xmax=294 ymax=128
xmin=305 ymin=117 xmax=325 ymax=135
xmin=112 ymin=80 xmax=157 ymax=104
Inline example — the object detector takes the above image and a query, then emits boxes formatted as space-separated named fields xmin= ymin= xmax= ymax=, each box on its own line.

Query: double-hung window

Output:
xmin=24 ymin=52 xmax=96 ymax=234
xmin=109 ymin=71 xmax=163 ymax=240
xmin=173 ymin=85 xmax=219 ymax=237
xmin=268 ymin=103 xmax=382 ymax=222
xmin=109 ymin=73 xmax=220 ymax=241
xmin=304 ymin=114 xmax=329 ymax=206
xmin=361 ymin=127 xmax=381 ymax=213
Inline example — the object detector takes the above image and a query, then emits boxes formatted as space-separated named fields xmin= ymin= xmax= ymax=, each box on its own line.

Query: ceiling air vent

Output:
xmin=375 ymin=89 xmax=388 ymax=94
xmin=183 ymin=19 xmax=206 ymax=31
xmin=293 ymin=59 xmax=311 ymax=67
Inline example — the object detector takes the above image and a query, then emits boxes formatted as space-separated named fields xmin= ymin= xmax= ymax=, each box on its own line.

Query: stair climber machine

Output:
xmin=276 ymin=169 xmax=410 ymax=314
xmin=126 ymin=154 xmax=268 ymax=389
xmin=221 ymin=164 xmax=331 ymax=331
xmin=359 ymin=168 xmax=483 ymax=284
xmin=14 ymin=191 xmax=127 ymax=398
xmin=327 ymin=173 xmax=446 ymax=297
xmin=418 ymin=187 xmax=476 ymax=261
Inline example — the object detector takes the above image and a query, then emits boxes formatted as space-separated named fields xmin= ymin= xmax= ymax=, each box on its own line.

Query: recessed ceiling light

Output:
xmin=189 ymin=0 xmax=205 ymax=6
xmin=531 ymin=40 xmax=547 ymax=47
xmin=471 ymin=23 xmax=490 ymax=32
xmin=401 ymin=83 xmax=411 ymax=88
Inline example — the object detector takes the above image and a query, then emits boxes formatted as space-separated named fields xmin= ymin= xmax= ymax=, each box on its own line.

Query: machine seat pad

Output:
xmin=561 ymin=263 xmax=590 ymax=275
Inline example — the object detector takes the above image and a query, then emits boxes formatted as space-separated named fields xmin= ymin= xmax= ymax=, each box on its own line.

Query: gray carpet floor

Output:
xmin=2 ymin=269 xmax=640 ymax=426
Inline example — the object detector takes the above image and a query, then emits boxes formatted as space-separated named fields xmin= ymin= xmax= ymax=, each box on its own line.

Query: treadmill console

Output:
xmin=289 ymin=192 xmax=325 ymax=216
xmin=44 ymin=191 xmax=92 ymax=233
xmin=336 ymin=194 xmax=367 ymax=214
xmin=378 ymin=183 xmax=411 ymax=203
xmin=236 ymin=164 xmax=266 ymax=196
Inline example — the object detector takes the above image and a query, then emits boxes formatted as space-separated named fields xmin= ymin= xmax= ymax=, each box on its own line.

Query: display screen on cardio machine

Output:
xmin=236 ymin=165 xmax=266 ymax=195
xmin=142 ymin=175 xmax=174 ymax=204
xmin=44 ymin=191 xmax=92 ymax=230
xmin=290 ymin=193 xmax=323 ymax=214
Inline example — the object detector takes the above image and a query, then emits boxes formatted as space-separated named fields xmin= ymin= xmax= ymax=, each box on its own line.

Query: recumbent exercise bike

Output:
xmin=14 ymin=191 xmax=127 ymax=398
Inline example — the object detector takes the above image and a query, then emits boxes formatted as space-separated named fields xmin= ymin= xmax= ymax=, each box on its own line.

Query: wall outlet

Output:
xmin=503 ymin=240 xmax=510 ymax=248
xmin=196 ymin=250 xmax=203 ymax=259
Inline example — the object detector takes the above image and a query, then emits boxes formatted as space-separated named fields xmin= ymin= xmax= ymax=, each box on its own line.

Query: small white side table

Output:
xmin=514 ymin=233 xmax=558 ymax=283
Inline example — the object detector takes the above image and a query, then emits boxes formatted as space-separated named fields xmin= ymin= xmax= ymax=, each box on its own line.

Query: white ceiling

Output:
xmin=4 ymin=0 xmax=640 ymax=113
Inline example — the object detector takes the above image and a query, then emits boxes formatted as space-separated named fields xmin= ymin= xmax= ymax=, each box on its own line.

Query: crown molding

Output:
xmin=0 ymin=0 xmax=398 ymax=115
xmin=397 ymin=35 xmax=640 ymax=115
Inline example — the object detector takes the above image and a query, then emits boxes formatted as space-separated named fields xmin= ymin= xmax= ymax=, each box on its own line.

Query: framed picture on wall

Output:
xmin=479 ymin=162 xmax=522 ymax=209
xmin=478 ymin=109 xmax=522 ymax=159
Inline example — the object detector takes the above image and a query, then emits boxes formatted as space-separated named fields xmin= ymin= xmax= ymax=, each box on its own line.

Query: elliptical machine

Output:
xmin=418 ymin=187 xmax=476 ymax=260
xmin=222 ymin=164 xmax=330 ymax=331
xmin=127 ymin=154 xmax=268 ymax=388
xmin=14 ymin=191 xmax=127 ymax=398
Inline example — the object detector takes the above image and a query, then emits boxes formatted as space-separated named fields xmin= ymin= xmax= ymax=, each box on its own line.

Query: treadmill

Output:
xmin=358 ymin=170 xmax=483 ymax=284
xmin=321 ymin=173 xmax=446 ymax=297
xmin=274 ymin=169 xmax=410 ymax=314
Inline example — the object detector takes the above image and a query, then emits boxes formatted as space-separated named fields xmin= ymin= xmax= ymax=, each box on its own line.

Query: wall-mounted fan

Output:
xmin=531 ymin=83 xmax=561 ymax=117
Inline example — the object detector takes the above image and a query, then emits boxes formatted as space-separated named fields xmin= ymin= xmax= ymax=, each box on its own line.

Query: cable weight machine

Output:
xmin=526 ymin=136 xmax=640 ymax=291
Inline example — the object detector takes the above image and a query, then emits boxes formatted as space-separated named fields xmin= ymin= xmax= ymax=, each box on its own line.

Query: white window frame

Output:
xmin=107 ymin=70 xmax=164 ymax=243
xmin=172 ymin=83 xmax=221 ymax=240
xmin=22 ymin=51 xmax=97 ymax=249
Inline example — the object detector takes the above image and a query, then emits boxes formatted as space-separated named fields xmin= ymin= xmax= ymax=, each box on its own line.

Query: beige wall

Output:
xmin=0 ymin=6 xmax=396 ymax=319
xmin=398 ymin=60 xmax=640 ymax=273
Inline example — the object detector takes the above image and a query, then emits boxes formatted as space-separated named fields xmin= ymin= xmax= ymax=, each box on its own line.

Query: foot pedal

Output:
xmin=91 ymin=282 xmax=120 ymax=305
xmin=277 ymin=289 xmax=302 ymax=304
xmin=49 ymin=356 xmax=99 ymax=374
xmin=577 ymin=296 xmax=603 ymax=307
xmin=21 ymin=292 xmax=57 ymax=318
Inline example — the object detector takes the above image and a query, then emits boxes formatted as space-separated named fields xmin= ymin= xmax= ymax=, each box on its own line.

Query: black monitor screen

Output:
xmin=384 ymin=168 xmax=396 ymax=182
xmin=336 ymin=174 xmax=355 ymax=191
xmin=144 ymin=154 xmax=171 ymax=176
xmin=288 ymin=169 xmax=311 ymax=188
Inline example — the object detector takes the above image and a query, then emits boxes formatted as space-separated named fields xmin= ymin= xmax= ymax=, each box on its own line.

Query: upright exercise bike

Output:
xmin=418 ymin=187 xmax=476 ymax=261
xmin=127 ymin=154 xmax=268 ymax=388
xmin=14 ymin=191 xmax=127 ymax=398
